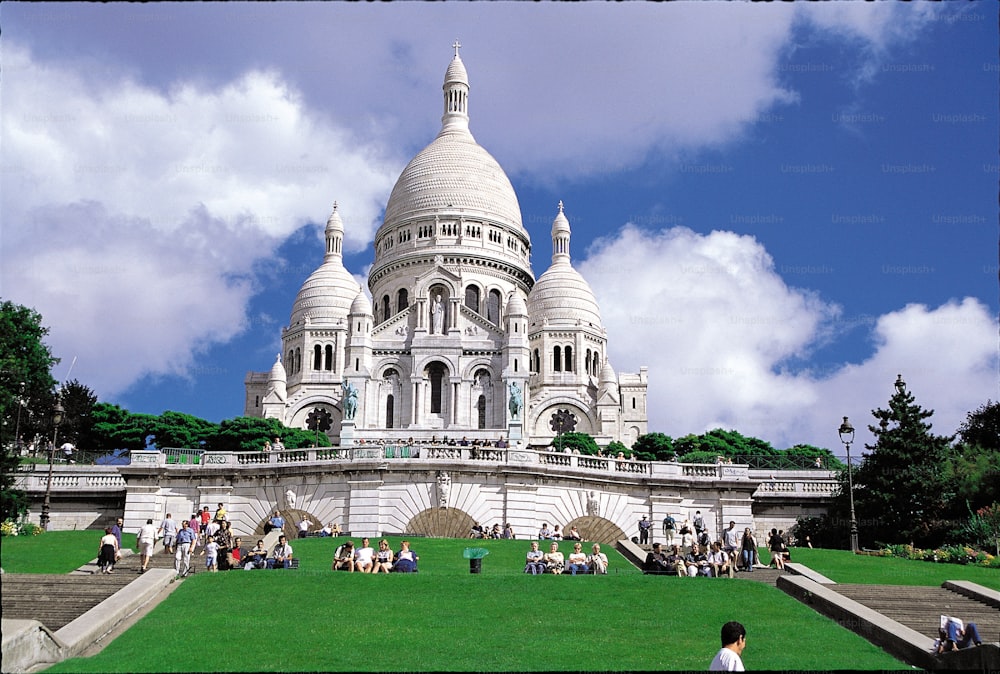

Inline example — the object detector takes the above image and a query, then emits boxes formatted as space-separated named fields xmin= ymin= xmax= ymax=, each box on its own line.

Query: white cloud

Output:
xmin=1 ymin=42 xmax=401 ymax=397
xmin=580 ymin=226 xmax=998 ymax=450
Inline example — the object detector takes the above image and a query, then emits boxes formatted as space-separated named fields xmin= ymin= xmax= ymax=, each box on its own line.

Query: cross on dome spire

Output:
xmin=441 ymin=41 xmax=470 ymax=134
xmin=558 ymin=200 xmax=564 ymax=213
xmin=452 ymin=40 xmax=462 ymax=58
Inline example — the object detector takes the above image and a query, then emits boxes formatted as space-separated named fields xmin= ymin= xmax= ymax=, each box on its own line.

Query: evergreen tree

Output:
xmin=631 ymin=432 xmax=675 ymax=461
xmin=850 ymin=375 xmax=956 ymax=548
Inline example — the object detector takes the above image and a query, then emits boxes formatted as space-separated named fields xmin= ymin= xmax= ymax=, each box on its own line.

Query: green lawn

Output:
xmin=42 ymin=536 xmax=907 ymax=672
xmin=789 ymin=547 xmax=1000 ymax=588
xmin=1 ymin=530 xmax=136 ymax=574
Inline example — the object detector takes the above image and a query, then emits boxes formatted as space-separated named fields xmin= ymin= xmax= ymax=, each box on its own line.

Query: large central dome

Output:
xmin=380 ymin=47 xmax=524 ymax=234
xmin=382 ymin=132 xmax=523 ymax=230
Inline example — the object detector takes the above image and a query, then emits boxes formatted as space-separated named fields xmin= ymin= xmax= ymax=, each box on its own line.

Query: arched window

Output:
xmin=487 ymin=289 xmax=501 ymax=323
xmin=585 ymin=349 xmax=591 ymax=375
xmin=553 ymin=346 xmax=562 ymax=372
xmin=533 ymin=349 xmax=540 ymax=373
xmin=632 ymin=397 xmax=636 ymax=409
xmin=514 ymin=359 xmax=518 ymax=373
xmin=381 ymin=295 xmax=390 ymax=322
xmin=477 ymin=395 xmax=486 ymax=429
xmin=565 ymin=346 xmax=573 ymax=372
xmin=465 ymin=285 xmax=480 ymax=313
xmin=324 ymin=345 xmax=333 ymax=371
xmin=386 ymin=394 xmax=394 ymax=429
xmin=397 ymin=289 xmax=408 ymax=313
xmin=287 ymin=349 xmax=294 ymax=372
xmin=294 ymin=348 xmax=301 ymax=374
xmin=428 ymin=362 xmax=445 ymax=414
xmin=592 ymin=351 xmax=600 ymax=376
xmin=314 ymin=345 xmax=322 ymax=371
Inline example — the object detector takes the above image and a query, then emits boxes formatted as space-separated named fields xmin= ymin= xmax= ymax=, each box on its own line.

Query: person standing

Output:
xmin=662 ymin=514 xmax=676 ymax=546
xmin=174 ymin=520 xmax=197 ymax=578
xmin=137 ymin=518 xmax=157 ymax=574
xmin=638 ymin=516 xmax=652 ymax=544
xmin=158 ymin=513 xmax=178 ymax=554
xmin=709 ymin=621 xmax=747 ymax=671
xmin=97 ymin=527 xmax=119 ymax=575
xmin=722 ymin=521 xmax=741 ymax=569
xmin=739 ymin=528 xmax=758 ymax=573
xmin=111 ymin=517 xmax=124 ymax=549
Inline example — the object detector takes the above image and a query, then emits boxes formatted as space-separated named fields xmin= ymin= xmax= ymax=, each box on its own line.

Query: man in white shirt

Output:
xmin=137 ymin=518 xmax=157 ymax=573
xmin=709 ymin=621 xmax=746 ymax=671
xmin=722 ymin=521 xmax=741 ymax=568
xmin=354 ymin=537 xmax=375 ymax=573
xmin=268 ymin=535 xmax=294 ymax=569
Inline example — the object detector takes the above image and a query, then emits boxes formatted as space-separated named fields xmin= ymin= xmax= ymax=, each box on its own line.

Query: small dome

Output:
xmin=444 ymin=54 xmax=468 ymax=87
xmin=326 ymin=202 xmax=344 ymax=234
xmin=552 ymin=201 xmax=570 ymax=236
xmin=350 ymin=290 xmax=373 ymax=316
xmin=528 ymin=262 xmax=603 ymax=328
xmin=505 ymin=293 xmax=527 ymax=316
xmin=289 ymin=261 xmax=361 ymax=327
xmin=600 ymin=360 xmax=616 ymax=384
xmin=269 ymin=353 xmax=287 ymax=382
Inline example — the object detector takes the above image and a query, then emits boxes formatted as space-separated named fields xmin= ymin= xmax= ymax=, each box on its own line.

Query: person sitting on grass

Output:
xmin=588 ymin=543 xmax=609 ymax=574
xmin=332 ymin=541 xmax=355 ymax=571
xmin=524 ymin=541 xmax=546 ymax=575
xmin=245 ymin=540 xmax=268 ymax=570
xmin=707 ymin=542 xmax=732 ymax=578
xmin=372 ymin=539 xmax=394 ymax=574
xmin=685 ymin=543 xmax=712 ymax=577
xmin=565 ymin=526 xmax=582 ymax=541
xmin=644 ymin=542 xmax=670 ymax=575
xmin=354 ymin=537 xmax=375 ymax=573
xmin=543 ymin=541 xmax=565 ymax=574
xmin=392 ymin=540 xmax=419 ymax=573
xmin=537 ymin=523 xmax=553 ymax=540
xmin=267 ymin=535 xmax=294 ymax=569
xmin=567 ymin=542 xmax=589 ymax=575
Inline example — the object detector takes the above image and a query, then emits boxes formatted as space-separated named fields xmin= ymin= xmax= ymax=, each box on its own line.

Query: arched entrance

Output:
xmin=562 ymin=516 xmax=626 ymax=545
xmin=406 ymin=507 xmax=476 ymax=538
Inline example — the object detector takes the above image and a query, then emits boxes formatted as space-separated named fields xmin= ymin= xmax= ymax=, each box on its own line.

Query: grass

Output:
xmin=41 ymin=536 xmax=908 ymax=672
xmin=788 ymin=547 xmax=1000 ymax=588
xmin=1 ymin=530 xmax=136 ymax=574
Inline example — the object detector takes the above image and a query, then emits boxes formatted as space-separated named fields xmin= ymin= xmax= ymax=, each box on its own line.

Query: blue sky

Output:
xmin=2 ymin=3 xmax=996 ymax=453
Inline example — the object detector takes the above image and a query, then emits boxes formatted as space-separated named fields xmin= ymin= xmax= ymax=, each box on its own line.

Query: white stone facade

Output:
xmin=244 ymin=46 xmax=648 ymax=448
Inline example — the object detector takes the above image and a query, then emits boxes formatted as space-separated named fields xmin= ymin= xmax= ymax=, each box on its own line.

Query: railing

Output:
xmin=13 ymin=465 xmax=127 ymax=492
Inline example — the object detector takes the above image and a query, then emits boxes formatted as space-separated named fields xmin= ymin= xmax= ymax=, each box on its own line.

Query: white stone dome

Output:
xmin=505 ymin=293 xmax=528 ymax=317
xmin=528 ymin=261 xmax=603 ymax=328
xmin=382 ymin=131 xmax=523 ymax=231
xmin=290 ymin=262 xmax=360 ymax=327
xmin=350 ymin=290 xmax=373 ymax=316
xmin=527 ymin=202 xmax=603 ymax=329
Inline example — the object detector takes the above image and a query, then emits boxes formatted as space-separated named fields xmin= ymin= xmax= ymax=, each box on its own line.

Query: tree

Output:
xmin=631 ymin=432 xmax=675 ymax=461
xmin=956 ymin=400 xmax=1000 ymax=451
xmin=848 ymin=376 xmax=957 ymax=548
xmin=150 ymin=411 xmax=219 ymax=450
xmin=784 ymin=444 xmax=844 ymax=470
xmin=207 ymin=416 xmax=329 ymax=453
xmin=0 ymin=301 xmax=59 ymax=521
xmin=59 ymin=379 xmax=98 ymax=447
xmin=80 ymin=403 xmax=156 ymax=453
xmin=549 ymin=431 xmax=599 ymax=455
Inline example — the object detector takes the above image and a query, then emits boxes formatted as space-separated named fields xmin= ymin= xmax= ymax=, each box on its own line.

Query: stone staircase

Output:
xmin=833 ymin=584 xmax=1000 ymax=643
xmin=1 ymin=548 xmax=180 ymax=631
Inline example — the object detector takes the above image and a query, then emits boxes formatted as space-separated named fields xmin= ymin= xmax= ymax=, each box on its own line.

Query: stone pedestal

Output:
xmin=340 ymin=420 xmax=356 ymax=445
xmin=508 ymin=420 xmax=522 ymax=442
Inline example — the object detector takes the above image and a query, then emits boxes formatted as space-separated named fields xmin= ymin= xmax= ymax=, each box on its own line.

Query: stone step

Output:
xmin=834 ymin=584 xmax=1000 ymax=642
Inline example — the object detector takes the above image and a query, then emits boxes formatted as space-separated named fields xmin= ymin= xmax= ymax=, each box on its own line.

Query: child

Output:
xmin=201 ymin=535 xmax=219 ymax=572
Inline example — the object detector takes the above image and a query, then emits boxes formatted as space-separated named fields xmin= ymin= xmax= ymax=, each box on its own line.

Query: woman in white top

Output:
xmin=567 ymin=542 xmax=589 ymax=575
xmin=97 ymin=527 xmax=119 ymax=574
xmin=372 ymin=539 xmax=394 ymax=574
xmin=543 ymin=542 xmax=565 ymax=574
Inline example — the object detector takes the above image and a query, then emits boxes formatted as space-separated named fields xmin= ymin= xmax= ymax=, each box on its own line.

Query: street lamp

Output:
xmin=13 ymin=382 xmax=25 ymax=455
xmin=39 ymin=396 xmax=64 ymax=531
xmin=838 ymin=415 xmax=858 ymax=553
xmin=894 ymin=373 xmax=906 ymax=395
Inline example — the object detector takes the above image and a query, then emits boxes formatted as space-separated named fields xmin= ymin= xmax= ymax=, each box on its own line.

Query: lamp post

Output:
xmin=13 ymin=381 xmax=25 ymax=455
xmin=39 ymin=397 xmax=64 ymax=531
xmin=894 ymin=373 xmax=906 ymax=395
xmin=838 ymin=416 xmax=858 ymax=553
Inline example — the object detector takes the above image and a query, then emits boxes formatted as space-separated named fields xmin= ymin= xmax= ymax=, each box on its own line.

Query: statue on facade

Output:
xmin=431 ymin=294 xmax=444 ymax=334
xmin=437 ymin=471 xmax=451 ymax=508
xmin=587 ymin=490 xmax=600 ymax=517
xmin=285 ymin=489 xmax=296 ymax=510
xmin=508 ymin=382 xmax=523 ymax=420
xmin=342 ymin=380 xmax=358 ymax=420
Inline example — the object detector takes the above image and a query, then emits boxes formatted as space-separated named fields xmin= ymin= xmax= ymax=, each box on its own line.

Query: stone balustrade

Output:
xmin=14 ymin=465 xmax=127 ymax=493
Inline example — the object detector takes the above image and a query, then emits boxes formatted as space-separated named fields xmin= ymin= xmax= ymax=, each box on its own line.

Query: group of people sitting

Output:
xmin=536 ymin=523 xmax=583 ymax=541
xmin=645 ymin=522 xmax=772 ymax=577
xmin=524 ymin=541 xmax=609 ymax=575
xmin=470 ymin=522 xmax=514 ymax=539
xmin=240 ymin=535 xmax=297 ymax=570
xmin=331 ymin=537 xmax=419 ymax=573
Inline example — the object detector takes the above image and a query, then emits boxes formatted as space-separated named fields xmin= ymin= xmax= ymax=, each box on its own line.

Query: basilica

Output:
xmin=244 ymin=45 xmax=648 ymax=448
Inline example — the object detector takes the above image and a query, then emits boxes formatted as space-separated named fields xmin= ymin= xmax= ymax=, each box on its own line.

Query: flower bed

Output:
xmin=880 ymin=543 xmax=999 ymax=568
